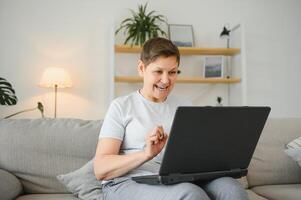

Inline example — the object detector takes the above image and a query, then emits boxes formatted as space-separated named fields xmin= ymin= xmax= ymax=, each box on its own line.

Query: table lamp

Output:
xmin=220 ymin=24 xmax=240 ymax=48
xmin=39 ymin=67 xmax=72 ymax=118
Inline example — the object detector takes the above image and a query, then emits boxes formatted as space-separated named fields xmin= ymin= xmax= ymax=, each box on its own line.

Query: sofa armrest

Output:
xmin=0 ymin=168 xmax=23 ymax=200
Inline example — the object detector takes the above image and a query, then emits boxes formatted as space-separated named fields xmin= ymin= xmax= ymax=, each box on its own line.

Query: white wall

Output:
xmin=1 ymin=0 xmax=300 ymax=119
xmin=242 ymin=0 xmax=301 ymax=117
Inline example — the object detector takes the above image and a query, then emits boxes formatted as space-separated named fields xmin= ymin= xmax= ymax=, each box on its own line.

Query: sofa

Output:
xmin=0 ymin=118 xmax=300 ymax=200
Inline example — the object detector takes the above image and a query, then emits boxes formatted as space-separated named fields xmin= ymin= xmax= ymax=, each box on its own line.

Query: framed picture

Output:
xmin=203 ymin=56 xmax=224 ymax=78
xmin=168 ymin=24 xmax=194 ymax=47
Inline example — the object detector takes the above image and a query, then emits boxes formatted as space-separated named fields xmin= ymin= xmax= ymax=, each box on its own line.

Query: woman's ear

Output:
xmin=137 ymin=60 xmax=145 ymax=77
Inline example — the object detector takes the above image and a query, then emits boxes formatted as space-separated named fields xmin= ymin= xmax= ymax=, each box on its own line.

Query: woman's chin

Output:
xmin=154 ymin=93 xmax=169 ymax=102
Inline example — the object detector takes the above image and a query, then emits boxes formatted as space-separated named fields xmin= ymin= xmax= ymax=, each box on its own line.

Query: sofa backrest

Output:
xmin=247 ymin=118 xmax=301 ymax=187
xmin=0 ymin=118 xmax=102 ymax=194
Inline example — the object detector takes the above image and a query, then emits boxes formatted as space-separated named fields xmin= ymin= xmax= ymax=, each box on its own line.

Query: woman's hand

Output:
xmin=144 ymin=125 xmax=168 ymax=160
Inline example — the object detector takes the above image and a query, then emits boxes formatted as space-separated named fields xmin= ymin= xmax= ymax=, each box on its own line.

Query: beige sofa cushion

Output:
xmin=0 ymin=168 xmax=23 ymax=200
xmin=246 ymin=189 xmax=268 ymax=200
xmin=0 ymin=118 xmax=102 ymax=194
xmin=251 ymin=184 xmax=301 ymax=200
xmin=16 ymin=194 xmax=79 ymax=200
xmin=247 ymin=118 xmax=301 ymax=187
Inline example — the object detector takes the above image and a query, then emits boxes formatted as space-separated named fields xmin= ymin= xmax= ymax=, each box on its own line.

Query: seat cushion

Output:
xmin=251 ymin=184 xmax=301 ymax=200
xmin=0 ymin=118 xmax=102 ymax=194
xmin=0 ymin=168 xmax=23 ymax=200
xmin=247 ymin=118 xmax=301 ymax=187
xmin=16 ymin=194 xmax=79 ymax=200
xmin=246 ymin=189 xmax=268 ymax=200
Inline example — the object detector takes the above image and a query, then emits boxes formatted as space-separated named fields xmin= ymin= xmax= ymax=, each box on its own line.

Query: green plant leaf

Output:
xmin=115 ymin=3 xmax=167 ymax=46
xmin=147 ymin=10 xmax=155 ymax=17
xmin=0 ymin=77 xmax=18 ymax=106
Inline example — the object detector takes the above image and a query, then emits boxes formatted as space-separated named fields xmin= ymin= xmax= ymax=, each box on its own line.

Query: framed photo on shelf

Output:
xmin=203 ymin=56 xmax=224 ymax=78
xmin=168 ymin=24 xmax=195 ymax=47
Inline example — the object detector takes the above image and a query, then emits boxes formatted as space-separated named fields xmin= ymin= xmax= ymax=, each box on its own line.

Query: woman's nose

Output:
xmin=161 ymin=73 xmax=169 ymax=84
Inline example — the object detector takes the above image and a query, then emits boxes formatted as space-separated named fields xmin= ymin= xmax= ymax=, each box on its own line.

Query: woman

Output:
xmin=94 ymin=37 xmax=248 ymax=200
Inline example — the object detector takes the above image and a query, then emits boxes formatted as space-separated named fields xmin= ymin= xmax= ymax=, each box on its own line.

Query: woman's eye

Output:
xmin=169 ymin=71 xmax=177 ymax=75
xmin=154 ymin=71 xmax=162 ymax=74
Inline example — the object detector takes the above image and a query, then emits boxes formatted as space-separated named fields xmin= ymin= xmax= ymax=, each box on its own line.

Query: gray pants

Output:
xmin=102 ymin=177 xmax=248 ymax=200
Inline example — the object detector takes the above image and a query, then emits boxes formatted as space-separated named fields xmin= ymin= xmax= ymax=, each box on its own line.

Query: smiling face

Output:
xmin=138 ymin=56 xmax=179 ymax=102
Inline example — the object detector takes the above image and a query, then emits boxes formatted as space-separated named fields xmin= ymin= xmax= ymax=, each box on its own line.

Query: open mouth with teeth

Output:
xmin=155 ymin=85 xmax=168 ymax=91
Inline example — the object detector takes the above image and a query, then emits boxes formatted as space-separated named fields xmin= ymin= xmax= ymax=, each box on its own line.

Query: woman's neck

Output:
xmin=138 ymin=89 xmax=166 ymax=103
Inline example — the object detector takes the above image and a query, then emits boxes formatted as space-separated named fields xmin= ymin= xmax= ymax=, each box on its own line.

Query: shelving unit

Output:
xmin=115 ymin=45 xmax=240 ymax=56
xmin=114 ymin=45 xmax=241 ymax=84
xmin=115 ymin=76 xmax=241 ymax=84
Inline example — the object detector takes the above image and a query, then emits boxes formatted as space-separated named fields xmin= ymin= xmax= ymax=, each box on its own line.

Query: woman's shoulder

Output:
xmin=167 ymin=95 xmax=193 ymax=107
xmin=110 ymin=91 xmax=139 ymax=107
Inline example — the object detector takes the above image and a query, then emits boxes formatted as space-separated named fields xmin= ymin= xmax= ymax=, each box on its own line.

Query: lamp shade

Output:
xmin=220 ymin=26 xmax=230 ymax=39
xmin=39 ymin=67 xmax=72 ymax=88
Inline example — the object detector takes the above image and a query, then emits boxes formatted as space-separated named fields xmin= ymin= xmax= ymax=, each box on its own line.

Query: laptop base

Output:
xmin=132 ymin=169 xmax=248 ymax=185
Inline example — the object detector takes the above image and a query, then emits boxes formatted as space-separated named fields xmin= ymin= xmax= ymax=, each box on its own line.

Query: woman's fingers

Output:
xmin=157 ymin=125 xmax=164 ymax=139
xmin=151 ymin=126 xmax=163 ymax=139
xmin=147 ymin=125 xmax=168 ymax=145
xmin=149 ymin=133 xmax=168 ymax=145
xmin=163 ymin=133 xmax=168 ymax=140
xmin=149 ymin=135 xmax=159 ymax=143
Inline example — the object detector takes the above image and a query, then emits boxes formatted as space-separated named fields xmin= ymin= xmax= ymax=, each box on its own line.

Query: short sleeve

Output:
xmin=99 ymin=100 xmax=124 ymax=140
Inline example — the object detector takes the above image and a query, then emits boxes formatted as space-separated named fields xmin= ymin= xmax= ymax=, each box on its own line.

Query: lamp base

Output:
xmin=54 ymin=84 xmax=57 ymax=118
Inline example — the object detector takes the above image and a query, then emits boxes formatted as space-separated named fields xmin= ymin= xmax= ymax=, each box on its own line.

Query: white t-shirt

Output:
xmin=99 ymin=91 xmax=192 ymax=180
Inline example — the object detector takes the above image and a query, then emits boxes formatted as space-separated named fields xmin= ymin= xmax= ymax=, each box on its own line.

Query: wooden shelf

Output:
xmin=115 ymin=76 xmax=241 ymax=84
xmin=115 ymin=45 xmax=240 ymax=56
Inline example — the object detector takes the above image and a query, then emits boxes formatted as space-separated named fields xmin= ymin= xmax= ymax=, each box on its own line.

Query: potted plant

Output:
xmin=0 ymin=77 xmax=44 ymax=118
xmin=115 ymin=3 xmax=167 ymax=46
xmin=0 ymin=77 xmax=18 ymax=105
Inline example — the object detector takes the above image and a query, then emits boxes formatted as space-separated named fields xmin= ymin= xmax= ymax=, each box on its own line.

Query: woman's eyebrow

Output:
xmin=154 ymin=67 xmax=178 ymax=71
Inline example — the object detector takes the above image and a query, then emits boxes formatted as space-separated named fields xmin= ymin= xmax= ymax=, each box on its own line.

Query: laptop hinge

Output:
xmin=230 ymin=168 xmax=242 ymax=173
xmin=230 ymin=168 xmax=248 ymax=177
xmin=164 ymin=173 xmax=182 ymax=177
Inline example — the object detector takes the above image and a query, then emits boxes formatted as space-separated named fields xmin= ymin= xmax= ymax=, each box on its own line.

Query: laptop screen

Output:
xmin=159 ymin=106 xmax=270 ymax=175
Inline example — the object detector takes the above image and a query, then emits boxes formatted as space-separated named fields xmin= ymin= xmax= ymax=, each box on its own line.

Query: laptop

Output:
xmin=132 ymin=106 xmax=271 ymax=185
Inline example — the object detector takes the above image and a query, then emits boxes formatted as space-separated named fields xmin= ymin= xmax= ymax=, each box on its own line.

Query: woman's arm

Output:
xmin=93 ymin=138 xmax=149 ymax=180
xmin=93 ymin=126 xmax=168 ymax=180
